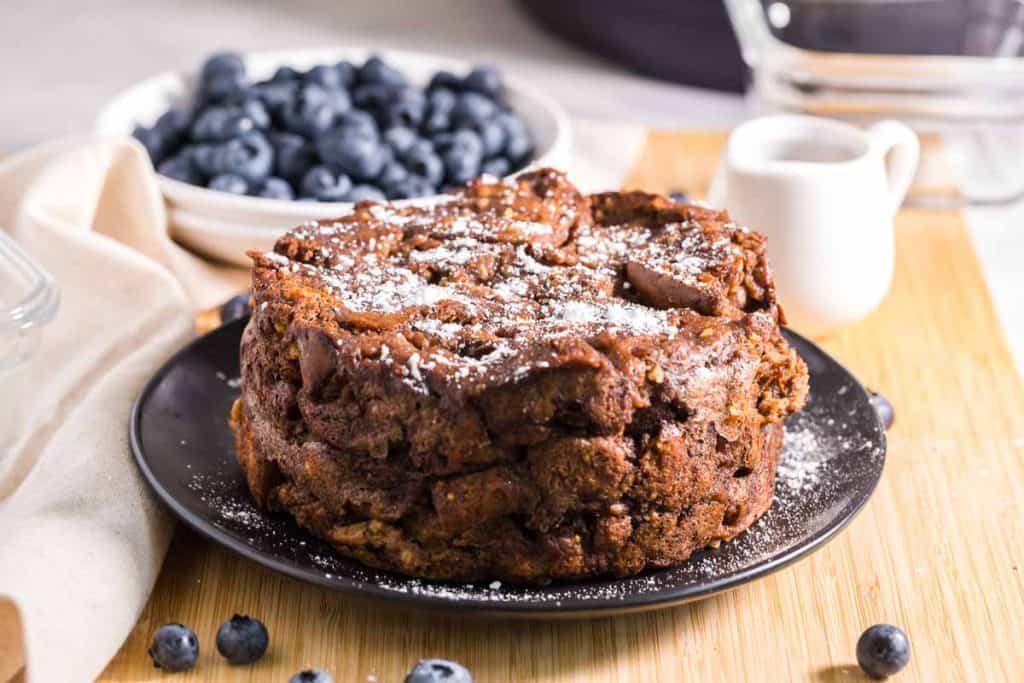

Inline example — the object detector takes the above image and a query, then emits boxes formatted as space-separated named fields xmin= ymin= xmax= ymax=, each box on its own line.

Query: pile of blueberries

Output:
xmin=148 ymin=616 xmax=473 ymax=681
xmin=132 ymin=51 xmax=534 ymax=202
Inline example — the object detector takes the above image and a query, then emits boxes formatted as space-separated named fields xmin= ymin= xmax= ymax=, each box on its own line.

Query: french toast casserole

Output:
xmin=230 ymin=168 xmax=808 ymax=583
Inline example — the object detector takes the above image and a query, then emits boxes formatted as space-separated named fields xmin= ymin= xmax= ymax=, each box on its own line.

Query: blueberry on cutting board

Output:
xmin=869 ymin=391 xmax=895 ymax=430
xmin=148 ymin=624 xmax=199 ymax=671
xmin=290 ymin=669 xmax=334 ymax=683
xmin=215 ymin=614 xmax=269 ymax=665
xmin=857 ymin=624 xmax=910 ymax=678
xmin=405 ymin=658 xmax=473 ymax=683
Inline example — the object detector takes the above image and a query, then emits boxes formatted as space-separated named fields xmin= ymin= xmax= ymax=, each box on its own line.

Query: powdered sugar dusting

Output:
xmin=188 ymin=473 xmax=270 ymax=536
xmin=553 ymin=300 xmax=678 ymax=337
xmin=254 ymin=176 xmax=763 ymax=396
xmin=777 ymin=423 xmax=825 ymax=491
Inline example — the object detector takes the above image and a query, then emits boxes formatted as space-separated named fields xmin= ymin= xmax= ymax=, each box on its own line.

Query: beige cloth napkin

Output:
xmin=0 ymin=118 xmax=646 ymax=682
xmin=0 ymin=138 xmax=248 ymax=683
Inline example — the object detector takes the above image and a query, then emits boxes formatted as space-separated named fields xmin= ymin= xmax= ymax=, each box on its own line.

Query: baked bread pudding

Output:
xmin=230 ymin=168 xmax=808 ymax=583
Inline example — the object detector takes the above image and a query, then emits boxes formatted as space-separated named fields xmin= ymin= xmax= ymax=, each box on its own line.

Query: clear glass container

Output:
xmin=0 ymin=231 xmax=59 ymax=374
xmin=0 ymin=232 xmax=59 ymax=497
xmin=725 ymin=0 xmax=1024 ymax=206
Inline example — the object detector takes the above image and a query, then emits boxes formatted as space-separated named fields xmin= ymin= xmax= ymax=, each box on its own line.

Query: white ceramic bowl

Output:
xmin=96 ymin=47 xmax=572 ymax=265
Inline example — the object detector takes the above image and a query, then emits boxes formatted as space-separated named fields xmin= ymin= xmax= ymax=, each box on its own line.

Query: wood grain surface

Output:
xmin=102 ymin=131 xmax=1024 ymax=682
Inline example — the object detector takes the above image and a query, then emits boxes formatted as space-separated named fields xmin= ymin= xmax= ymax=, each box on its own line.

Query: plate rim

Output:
xmin=130 ymin=319 xmax=886 ymax=617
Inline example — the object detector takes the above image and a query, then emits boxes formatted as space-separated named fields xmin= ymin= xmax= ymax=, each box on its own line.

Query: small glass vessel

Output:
xmin=0 ymin=231 xmax=59 ymax=374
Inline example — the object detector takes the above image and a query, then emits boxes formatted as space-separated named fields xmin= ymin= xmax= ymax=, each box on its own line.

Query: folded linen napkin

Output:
xmin=0 ymin=118 xmax=647 ymax=682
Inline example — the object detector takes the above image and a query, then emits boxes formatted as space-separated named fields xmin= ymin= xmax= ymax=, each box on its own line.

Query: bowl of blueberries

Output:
xmin=96 ymin=47 xmax=571 ymax=265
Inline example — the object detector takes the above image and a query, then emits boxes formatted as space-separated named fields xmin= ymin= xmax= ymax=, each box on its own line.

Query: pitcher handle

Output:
xmin=867 ymin=120 xmax=920 ymax=214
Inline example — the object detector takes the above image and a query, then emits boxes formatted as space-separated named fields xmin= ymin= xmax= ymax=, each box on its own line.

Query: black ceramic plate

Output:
xmin=131 ymin=318 xmax=886 ymax=618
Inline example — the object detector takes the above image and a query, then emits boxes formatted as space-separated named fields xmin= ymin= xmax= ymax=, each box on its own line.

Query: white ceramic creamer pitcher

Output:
xmin=707 ymin=115 xmax=919 ymax=337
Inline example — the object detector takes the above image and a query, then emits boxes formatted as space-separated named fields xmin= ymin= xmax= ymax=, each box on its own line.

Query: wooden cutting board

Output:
xmin=102 ymin=131 xmax=1024 ymax=682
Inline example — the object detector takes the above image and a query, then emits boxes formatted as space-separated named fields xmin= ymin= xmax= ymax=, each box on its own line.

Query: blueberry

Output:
xmin=503 ymin=130 xmax=532 ymax=165
xmin=300 ymin=165 xmax=352 ymax=201
xmin=480 ymin=157 xmax=510 ymax=178
xmin=443 ymin=145 xmax=482 ymax=185
xmin=437 ymin=129 xmax=484 ymax=156
xmin=380 ymin=89 xmax=427 ymax=129
xmin=217 ymin=133 xmax=273 ymax=183
xmin=189 ymin=144 xmax=221 ymax=177
xmin=428 ymin=71 xmax=462 ymax=92
xmin=388 ymin=175 xmax=436 ymax=199
xmin=377 ymin=160 xmax=409 ymax=187
xmin=495 ymin=112 xmax=532 ymax=164
xmin=668 ymin=191 xmax=689 ymax=203
xmin=359 ymin=55 xmax=406 ymax=88
xmin=200 ymin=71 xmax=248 ymax=104
xmin=428 ymin=88 xmax=457 ymax=113
xmin=421 ymin=107 xmax=452 ymax=135
xmin=270 ymin=65 xmax=301 ymax=83
xmin=404 ymin=658 xmax=473 ymax=683
xmin=242 ymin=98 xmax=271 ymax=129
xmin=422 ymin=89 xmax=457 ymax=133
xmin=209 ymin=173 xmax=249 ymax=195
xmin=269 ymin=132 xmax=316 ymax=181
xmin=470 ymin=119 xmax=506 ymax=157
xmin=220 ymin=294 xmax=252 ymax=323
xmin=324 ymin=173 xmax=358 ymax=204
xmin=200 ymin=51 xmax=245 ymax=83
xmin=317 ymin=129 xmax=389 ymax=180
xmin=334 ymin=60 xmax=357 ymax=88
xmin=281 ymin=84 xmax=344 ymax=138
xmin=430 ymin=131 xmax=454 ymax=150
xmin=266 ymin=131 xmax=301 ymax=152
xmin=463 ymin=66 xmax=503 ymax=99
xmin=253 ymin=81 xmax=299 ymax=119
xmin=325 ymin=84 xmax=353 ymax=112
xmin=154 ymin=107 xmax=192 ymax=139
xmin=334 ymin=109 xmax=378 ymax=139
xmin=215 ymin=614 xmax=269 ymax=665
xmin=258 ymin=177 xmax=295 ymax=200
xmin=869 ymin=391 xmax=895 ymax=430
xmin=402 ymin=143 xmax=444 ymax=186
xmin=495 ymin=111 xmax=528 ymax=138
xmin=450 ymin=92 xmax=497 ymax=128
xmin=353 ymin=83 xmax=398 ymax=111
xmin=305 ymin=64 xmax=345 ymax=90
xmin=191 ymin=107 xmax=256 ymax=142
xmin=299 ymin=165 xmax=336 ymax=196
xmin=857 ymin=625 xmax=910 ymax=679
xmin=289 ymin=669 xmax=334 ymax=683
xmin=347 ymin=184 xmax=387 ymax=202
xmin=158 ymin=155 xmax=201 ymax=184
xmin=406 ymin=138 xmax=435 ymax=158
xmin=282 ymin=100 xmax=336 ymax=140
xmin=132 ymin=125 xmax=170 ymax=164
xmin=148 ymin=624 xmax=199 ymax=672
xmin=383 ymin=126 xmax=419 ymax=155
